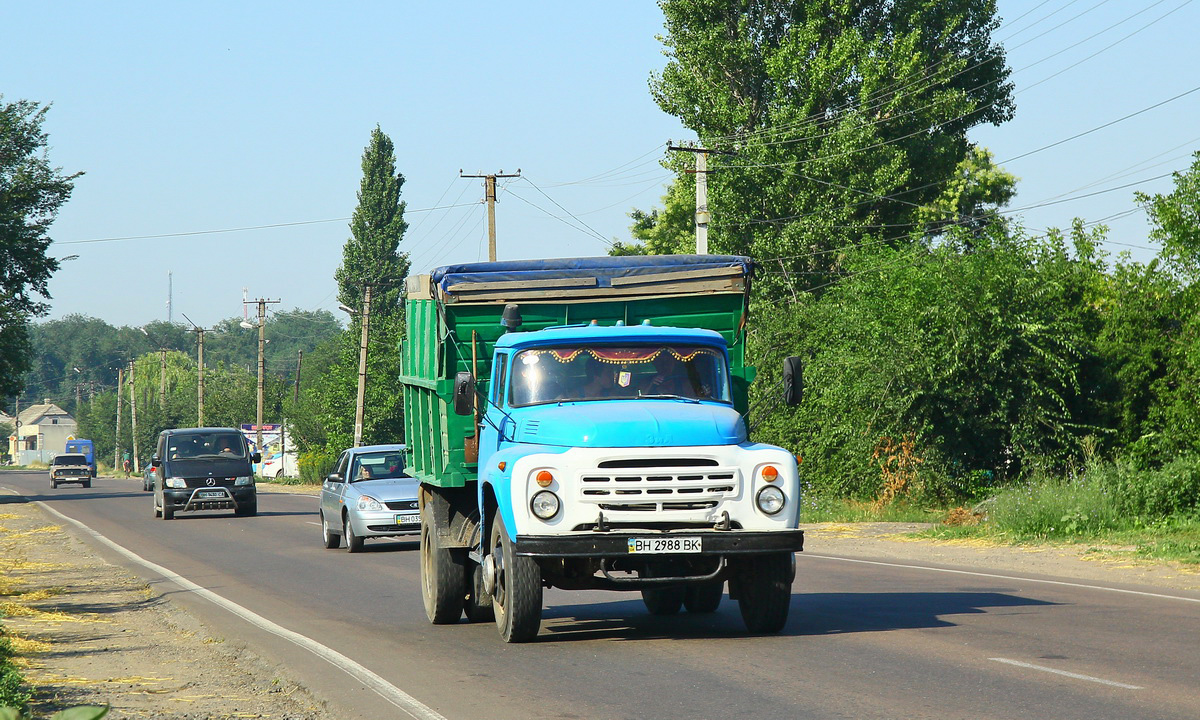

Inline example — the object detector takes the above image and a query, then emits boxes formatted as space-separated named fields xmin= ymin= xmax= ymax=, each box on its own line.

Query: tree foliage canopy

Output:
xmin=1 ymin=97 xmax=81 ymax=398
xmin=646 ymin=0 xmax=1014 ymax=296
xmin=334 ymin=125 xmax=410 ymax=317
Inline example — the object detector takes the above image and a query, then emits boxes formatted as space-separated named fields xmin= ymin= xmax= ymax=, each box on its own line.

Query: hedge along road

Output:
xmin=3 ymin=469 xmax=1199 ymax=720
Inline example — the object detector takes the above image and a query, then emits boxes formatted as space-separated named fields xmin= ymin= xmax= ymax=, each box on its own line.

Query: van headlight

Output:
xmin=530 ymin=490 xmax=561 ymax=520
xmin=756 ymin=485 xmax=786 ymax=515
xmin=165 ymin=477 xmax=186 ymax=489
xmin=357 ymin=495 xmax=383 ymax=511
xmin=233 ymin=475 xmax=253 ymax=486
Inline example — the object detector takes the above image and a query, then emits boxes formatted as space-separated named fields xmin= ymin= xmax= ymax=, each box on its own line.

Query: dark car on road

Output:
xmin=151 ymin=427 xmax=261 ymax=519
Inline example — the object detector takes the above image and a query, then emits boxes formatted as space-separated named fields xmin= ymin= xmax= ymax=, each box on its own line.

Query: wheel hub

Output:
xmin=482 ymin=554 xmax=497 ymax=595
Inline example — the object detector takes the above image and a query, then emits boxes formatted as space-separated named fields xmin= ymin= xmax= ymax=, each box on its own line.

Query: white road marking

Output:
xmin=803 ymin=553 xmax=1200 ymax=603
xmin=33 ymin=499 xmax=447 ymax=720
xmin=990 ymin=658 xmax=1144 ymax=689
xmin=305 ymin=521 xmax=322 ymax=526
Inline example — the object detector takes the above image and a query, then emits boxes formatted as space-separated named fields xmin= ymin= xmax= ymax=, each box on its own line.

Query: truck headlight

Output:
xmin=357 ymin=495 xmax=383 ymax=511
xmin=756 ymin=485 xmax=786 ymax=515
xmin=233 ymin=475 xmax=253 ymax=486
xmin=165 ymin=477 xmax=186 ymax=489
xmin=530 ymin=490 xmax=560 ymax=520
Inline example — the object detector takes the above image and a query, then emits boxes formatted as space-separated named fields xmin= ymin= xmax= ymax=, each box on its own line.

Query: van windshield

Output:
xmin=167 ymin=433 xmax=246 ymax=460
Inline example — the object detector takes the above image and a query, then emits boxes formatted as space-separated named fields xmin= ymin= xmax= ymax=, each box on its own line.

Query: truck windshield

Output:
xmin=508 ymin=345 xmax=731 ymax=406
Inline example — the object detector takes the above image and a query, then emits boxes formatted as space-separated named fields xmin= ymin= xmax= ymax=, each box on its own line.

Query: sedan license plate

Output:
xmin=627 ymin=537 xmax=702 ymax=554
xmin=197 ymin=490 xmax=225 ymax=499
xmin=395 ymin=513 xmax=421 ymax=526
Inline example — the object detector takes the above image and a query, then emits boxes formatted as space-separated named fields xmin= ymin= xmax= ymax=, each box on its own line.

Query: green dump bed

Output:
xmin=400 ymin=255 xmax=754 ymax=489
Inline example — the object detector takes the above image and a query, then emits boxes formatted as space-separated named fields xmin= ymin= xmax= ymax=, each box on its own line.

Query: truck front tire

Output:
xmin=732 ymin=552 xmax=793 ymax=633
xmin=421 ymin=502 xmax=465 ymax=624
xmin=490 ymin=513 xmax=542 ymax=643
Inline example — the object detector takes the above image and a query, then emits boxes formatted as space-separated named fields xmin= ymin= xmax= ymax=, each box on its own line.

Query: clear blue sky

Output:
xmin=5 ymin=1 xmax=1198 ymax=330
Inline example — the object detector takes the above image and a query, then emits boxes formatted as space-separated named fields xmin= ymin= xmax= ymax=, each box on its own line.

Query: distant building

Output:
xmin=7 ymin=400 xmax=78 ymax=465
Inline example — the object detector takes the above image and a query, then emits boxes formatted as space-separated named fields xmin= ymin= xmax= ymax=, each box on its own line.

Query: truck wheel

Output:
xmin=641 ymin=563 xmax=684 ymax=615
xmin=235 ymin=498 xmax=258 ymax=517
xmin=421 ymin=507 xmax=465 ymax=624
xmin=733 ymin=552 xmax=793 ymax=634
xmin=321 ymin=511 xmax=341 ymax=549
xmin=683 ymin=579 xmax=724 ymax=614
xmin=490 ymin=513 xmax=542 ymax=642
xmin=463 ymin=561 xmax=495 ymax=623
xmin=162 ymin=503 xmax=175 ymax=520
xmin=344 ymin=514 xmax=364 ymax=553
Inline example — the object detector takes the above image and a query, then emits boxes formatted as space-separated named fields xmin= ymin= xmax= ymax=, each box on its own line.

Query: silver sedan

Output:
xmin=320 ymin=444 xmax=419 ymax=553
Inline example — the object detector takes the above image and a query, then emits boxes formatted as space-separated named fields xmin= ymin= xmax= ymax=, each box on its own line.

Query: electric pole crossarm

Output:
xmin=460 ymin=169 xmax=521 ymax=262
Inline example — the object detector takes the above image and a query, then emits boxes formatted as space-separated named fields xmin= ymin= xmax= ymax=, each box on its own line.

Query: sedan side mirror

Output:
xmin=453 ymin=371 xmax=476 ymax=416
xmin=783 ymin=356 xmax=804 ymax=406
xmin=326 ymin=473 xmax=343 ymax=484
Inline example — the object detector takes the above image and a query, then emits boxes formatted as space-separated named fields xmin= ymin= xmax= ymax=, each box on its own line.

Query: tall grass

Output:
xmin=983 ymin=455 xmax=1200 ymax=540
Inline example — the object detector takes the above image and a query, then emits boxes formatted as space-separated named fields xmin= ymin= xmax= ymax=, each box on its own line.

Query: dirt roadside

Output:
xmin=3 ymin=483 xmax=1198 ymax=717
xmin=0 ymin=483 xmax=334 ymax=719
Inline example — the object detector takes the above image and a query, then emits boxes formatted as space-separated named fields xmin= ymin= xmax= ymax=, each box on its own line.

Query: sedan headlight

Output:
xmin=756 ymin=485 xmax=786 ymax=515
xmin=357 ymin=495 xmax=384 ymax=512
xmin=233 ymin=475 xmax=253 ymax=486
xmin=530 ymin=490 xmax=560 ymax=520
xmin=165 ymin=477 xmax=186 ymax=489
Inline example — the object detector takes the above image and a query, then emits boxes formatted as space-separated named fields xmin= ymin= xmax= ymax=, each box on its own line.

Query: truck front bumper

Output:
xmin=514 ymin=529 xmax=804 ymax=558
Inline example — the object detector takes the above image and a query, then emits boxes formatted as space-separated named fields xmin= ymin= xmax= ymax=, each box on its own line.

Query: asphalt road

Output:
xmin=4 ymin=469 xmax=1199 ymax=720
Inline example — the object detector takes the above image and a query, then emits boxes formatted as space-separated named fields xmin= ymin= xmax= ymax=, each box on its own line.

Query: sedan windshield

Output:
xmin=509 ymin=345 xmax=730 ymax=406
xmin=350 ymin=451 xmax=408 ymax=482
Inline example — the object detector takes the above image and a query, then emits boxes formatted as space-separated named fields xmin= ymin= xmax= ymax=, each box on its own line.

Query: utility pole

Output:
xmin=159 ymin=348 xmax=167 ymax=407
xmin=460 ymin=169 xmax=521 ymax=261
xmin=353 ymin=285 xmax=372 ymax=447
xmin=293 ymin=350 xmax=303 ymax=404
xmin=183 ymin=314 xmax=213 ymax=427
xmin=114 ymin=367 xmax=123 ymax=470
xmin=242 ymin=298 xmax=280 ymax=461
xmin=667 ymin=143 xmax=734 ymax=255
xmin=129 ymin=361 xmax=140 ymax=473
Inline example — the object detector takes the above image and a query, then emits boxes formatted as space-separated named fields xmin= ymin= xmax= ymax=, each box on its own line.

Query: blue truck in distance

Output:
xmin=402 ymin=255 xmax=806 ymax=643
xmin=64 ymin=438 xmax=96 ymax=477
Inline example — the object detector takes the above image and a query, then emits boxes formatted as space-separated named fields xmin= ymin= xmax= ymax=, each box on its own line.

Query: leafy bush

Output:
xmin=298 ymin=450 xmax=337 ymax=485
xmin=1092 ymin=455 xmax=1200 ymax=518
xmin=0 ymin=633 xmax=28 ymax=714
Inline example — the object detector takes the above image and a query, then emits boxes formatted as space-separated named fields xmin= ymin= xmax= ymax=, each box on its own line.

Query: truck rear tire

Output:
xmin=421 ymin=503 xmax=465 ymax=624
xmin=733 ymin=552 xmax=792 ymax=634
xmin=490 ymin=514 xmax=542 ymax=643
xmin=464 ymin=561 xmax=495 ymax=623
xmin=684 ymin=580 xmax=724 ymax=614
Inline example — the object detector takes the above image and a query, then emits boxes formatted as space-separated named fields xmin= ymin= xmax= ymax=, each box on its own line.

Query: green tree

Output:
xmin=1 ymin=97 xmax=81 ymax=400
xmin=318 ymin=127 xmax=412 ymax=449
xmin=334 ymin=125 xmax=410 ymax=317
xmin=647 ymin=0 xmax=1014 ymax=297
xmin=1138 ymin=151 xmax=1200 ymax=283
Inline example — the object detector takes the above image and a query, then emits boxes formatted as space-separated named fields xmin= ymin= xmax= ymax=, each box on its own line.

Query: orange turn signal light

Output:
xmin=498 ymin=461 xmax=506 ymax=471
xmin=536 ymin=470 xmax=554 ymax=487
xmin=762 ymin=465 xmax=780 ymax=482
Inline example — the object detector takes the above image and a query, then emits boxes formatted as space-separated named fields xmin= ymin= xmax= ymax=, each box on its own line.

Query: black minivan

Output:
xmin=150 ymin=427 xmax=261 ymax=519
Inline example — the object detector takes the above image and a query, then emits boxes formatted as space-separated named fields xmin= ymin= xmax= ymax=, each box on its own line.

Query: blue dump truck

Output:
xmin=64 ymin=438 xmax=96 ymax=477
xmin=402 ymin=255 xmax=805 ymax=642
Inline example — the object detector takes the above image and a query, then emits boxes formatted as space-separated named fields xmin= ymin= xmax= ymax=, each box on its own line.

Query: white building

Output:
xmin=7 ymin=400 xmax=78 ymax=465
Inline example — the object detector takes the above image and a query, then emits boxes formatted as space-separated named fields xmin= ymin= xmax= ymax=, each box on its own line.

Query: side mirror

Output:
xmin=783 ymin=356 xmax=804 ymax=406
xmin=453 ymin=371 xmax=476 ymax=415
xmin=150 ymin=455 xmax=161 ymax=468
xmin=251 ymin=452 xmax=262 ymax=464
xmin=326 ymin=473 xmax=342 ymax=484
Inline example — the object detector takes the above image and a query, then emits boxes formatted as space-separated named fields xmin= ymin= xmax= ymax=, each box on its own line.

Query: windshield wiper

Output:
xmin=636 ymin=393 xmax=700 ymax=403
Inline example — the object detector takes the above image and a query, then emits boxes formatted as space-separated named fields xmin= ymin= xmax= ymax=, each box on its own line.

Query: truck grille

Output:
xmin=578 ymin=458 xmax=738 ymax=512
